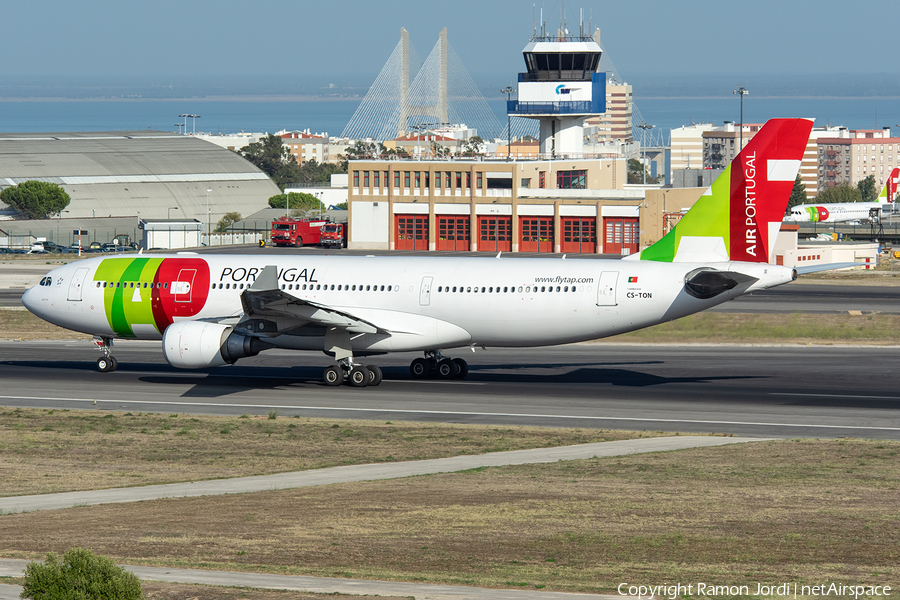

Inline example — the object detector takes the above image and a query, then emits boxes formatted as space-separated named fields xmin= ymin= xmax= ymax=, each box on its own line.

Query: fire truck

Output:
xmin=269 ymin=217 xmax=345 ymax=248
xmin=319 ymin=222 xmax=346 ymax=249
xmin=269 ymin=217 xmax=328 ymax=247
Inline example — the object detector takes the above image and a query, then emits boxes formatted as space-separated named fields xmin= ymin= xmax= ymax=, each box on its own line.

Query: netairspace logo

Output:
xmin=617 ymin=582 xmax=892 ymax=599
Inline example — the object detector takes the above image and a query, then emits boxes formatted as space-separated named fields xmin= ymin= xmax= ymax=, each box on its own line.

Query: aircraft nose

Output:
xmin=21 ymin=285 xmax=37 ymax=314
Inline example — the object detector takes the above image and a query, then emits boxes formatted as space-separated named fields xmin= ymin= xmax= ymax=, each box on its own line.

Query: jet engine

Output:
xmin=162 ymin=321 xmax=271 ymax=369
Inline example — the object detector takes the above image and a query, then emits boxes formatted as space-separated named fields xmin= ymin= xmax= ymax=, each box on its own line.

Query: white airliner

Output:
xmin=23 ymin=119 xmax=819 ymax=387
xmin=786 ymin=167 xmax=899 ymax=223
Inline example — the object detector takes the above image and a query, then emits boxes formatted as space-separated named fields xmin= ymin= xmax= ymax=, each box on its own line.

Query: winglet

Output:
xmin=878 ymin=167 xmax=899 ymax=203
xmin=633 ymin=118 xmax=814 ymax=264
xmin=250 ymin=265 xmax=279 ymax=291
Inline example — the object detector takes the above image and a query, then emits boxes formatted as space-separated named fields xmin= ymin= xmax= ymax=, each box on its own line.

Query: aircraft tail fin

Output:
xmin=878 ymin=167 xmax=899 ymax=203
xmin=632 ymin=118 xmax=814 ymax=264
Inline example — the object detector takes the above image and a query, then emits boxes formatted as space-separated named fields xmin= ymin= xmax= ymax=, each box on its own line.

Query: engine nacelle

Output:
xmin=162 ymin=321 xmax=270 ymax=369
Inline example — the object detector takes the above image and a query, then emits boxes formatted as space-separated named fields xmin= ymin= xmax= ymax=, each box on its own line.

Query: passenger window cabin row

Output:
xmin=95 ymin=281 xmax=168 ymax=289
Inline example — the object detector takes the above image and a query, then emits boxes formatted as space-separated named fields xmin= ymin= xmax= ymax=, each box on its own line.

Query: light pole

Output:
xmin=501 ymin=86 xmax=514 ymax=160
xmin=734 ymin=85 xmax=748 ymax=155
xmin=190 ymin=114 xmax=200 ymax=135
xmin=206 ymin=188 xmax=212 ymax=239
xmin=638 ymin=122 xmax=654 ymax=184
xmin=56 ymin=210 xmax=69 ymax=245
xmin=178 ymin=114 xmax=189 ymax=135
xmin=411 ymin=123 xmax=426 ymax=159
xmin=168 ymin=206 xmax=179 ymax=220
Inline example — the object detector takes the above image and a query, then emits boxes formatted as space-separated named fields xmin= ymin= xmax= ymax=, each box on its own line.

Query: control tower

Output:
xmin=507 ymin=24 xmax=606 ymax=157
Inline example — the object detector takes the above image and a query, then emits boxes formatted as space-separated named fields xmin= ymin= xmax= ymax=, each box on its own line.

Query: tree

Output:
xmin=239 ymin=134 xmax=290 ymax=177
xmin=0 ymin=180 xmax=70 ymax=219
xmin=292 ymin=160 xmax=346 ymax=186
xmin=626 ymin=158 xmax=659 ymax=184
xmin=858 ymin=174 xmax=876 ymax=202
xmin=344 ymin=141 xmax=385 ymax=160
xmin=787 ymin=175 xmax=808 ymax=211
xmin=21 ymin=548 xmax=143 ymax=600
xmin=461 ymin=136 xmax=484 ymax=156
xmin=816 ymin=183 xmax=862 ymax=204
xmin=267 ymin=192 xmax=325 ymax=215
xmin=215 ymin=211 xmax=242 ymax=233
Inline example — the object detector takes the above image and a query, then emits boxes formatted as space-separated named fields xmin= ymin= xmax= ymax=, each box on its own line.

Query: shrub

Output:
xmin=21 ymin=548 xmax=143 ymax=600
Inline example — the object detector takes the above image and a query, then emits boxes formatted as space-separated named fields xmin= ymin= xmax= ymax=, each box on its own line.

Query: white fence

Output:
xmin=202 ymin=232 xmax=263 ymax=247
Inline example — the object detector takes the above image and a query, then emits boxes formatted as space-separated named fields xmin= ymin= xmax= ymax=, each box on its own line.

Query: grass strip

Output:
xmin=606 ymin=312 xmax=900 ymax=344
xmin=0 ymin=408 xmax=672 ymax=496
xmin=1 ymin=439 xmax=897 ymax=594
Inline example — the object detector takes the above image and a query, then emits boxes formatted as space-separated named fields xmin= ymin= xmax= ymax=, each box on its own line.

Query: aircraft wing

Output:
xmin=236 ymin=265 xmax=386 ymax=335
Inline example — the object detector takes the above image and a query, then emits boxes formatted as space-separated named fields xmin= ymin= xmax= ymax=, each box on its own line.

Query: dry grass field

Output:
xmin=0 ymin=408 xmax=665 ymax=496
xmin=1 ymin=438 xmax=897 ymax=594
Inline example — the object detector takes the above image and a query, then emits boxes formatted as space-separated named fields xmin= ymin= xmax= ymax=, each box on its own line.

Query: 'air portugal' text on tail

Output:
xmin=632 ymin=118 xmax=814 ymax=264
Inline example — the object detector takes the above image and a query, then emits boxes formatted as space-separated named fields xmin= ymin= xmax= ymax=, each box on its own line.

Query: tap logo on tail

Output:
xmin=879 ymin=167 xmax=900 ymax=203
xmin=637 ymin=118 xmax=814 ymax=264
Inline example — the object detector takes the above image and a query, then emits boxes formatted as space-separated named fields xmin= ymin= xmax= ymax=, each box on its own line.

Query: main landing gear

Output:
xmin=321 ymin=328 xmax=382 ymax=388
xmin=93 ymin=336 xmax=118 ymax=373
xmin=322 ymin=359 xmax=383 ymax=388
xmin=409 ymin=350 xmax=468 ymax=380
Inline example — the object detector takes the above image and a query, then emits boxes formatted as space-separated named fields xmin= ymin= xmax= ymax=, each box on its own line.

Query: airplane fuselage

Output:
xmin=23 ymin=253 xmax=793 ymax=356
xmin=787 ymin=202 xmax=889 ymax=223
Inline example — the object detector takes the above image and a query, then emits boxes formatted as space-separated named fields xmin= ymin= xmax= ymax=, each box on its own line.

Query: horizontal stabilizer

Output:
xmin=794 ymin=262 xmax=860 ymax=274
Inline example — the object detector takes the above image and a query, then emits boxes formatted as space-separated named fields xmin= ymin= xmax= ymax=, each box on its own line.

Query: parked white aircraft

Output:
xmin=786 ymin=167 xmax=899 ymax=223
xmin=23 ymin=119 xmax=817 ymax=386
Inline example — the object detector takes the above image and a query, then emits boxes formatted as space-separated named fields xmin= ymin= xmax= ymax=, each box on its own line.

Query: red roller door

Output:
xmin=602 ymin=217 xmax=639 ymax=255
xmin=519 ymin=216 xmax=554 ymax=253
xmin=477 ymin=216 xmax=512 ymax=252
xmin=560 ymin=217 xmax=596 ymax=254
xmin=436 ymin=216 xmax=470 ymax=251
xmin=395 ymin=215 xmax=429 ymax=251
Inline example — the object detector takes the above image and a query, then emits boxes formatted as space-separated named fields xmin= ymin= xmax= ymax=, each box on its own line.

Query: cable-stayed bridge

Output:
xmin=342 ymin=29 xmax=536 ymax=142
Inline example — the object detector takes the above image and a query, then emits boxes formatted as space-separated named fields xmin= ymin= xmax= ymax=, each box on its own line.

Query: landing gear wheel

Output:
xmin=97 ymin=357 xmax=113 ymax=373
xmin=410 ymin=357 xmax=431 ymax=379
xmin=323 ymin=365 xmax=343 ymax=386
xmin=109 ymin=356 xmax=118 ymax=372
xmin=452 ymin=358 xmax=468 ymax=379
xmin=347 ymin=366 xmax=370 ymax=387
xmin=436 ymin=358 xmax=458 ymax=379
xmin=365 ymin=364 xmax=383 ymax=386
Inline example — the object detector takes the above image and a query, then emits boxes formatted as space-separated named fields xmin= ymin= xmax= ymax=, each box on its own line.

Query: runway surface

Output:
xmin=1 ymin=340 xmax=898 ymax=440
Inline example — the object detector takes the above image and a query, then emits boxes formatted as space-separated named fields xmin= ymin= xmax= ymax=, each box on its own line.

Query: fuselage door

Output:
xmin=173 ymin=269 xmax=197 ymax=303
xmin=67 ymin=267 xmax=90 ymax=301
xmin=419 ymin=276 xmax=433 ymax=306
xmin=596 ymin=271 xmax=618 ymax=306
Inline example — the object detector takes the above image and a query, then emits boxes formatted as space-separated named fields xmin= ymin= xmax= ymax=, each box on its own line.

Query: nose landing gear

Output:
xmin=93 ymin=336 xmax=117 ymax=372
xmin=409 ymin=351 xmax=468 ymax=380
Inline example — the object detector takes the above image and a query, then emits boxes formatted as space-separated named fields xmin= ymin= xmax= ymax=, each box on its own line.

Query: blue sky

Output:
xmin=3 ymin=0 xmax=898 ymax=92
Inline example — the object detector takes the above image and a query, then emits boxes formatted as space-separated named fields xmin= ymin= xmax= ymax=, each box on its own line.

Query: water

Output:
xmin=0 ymin=96 xmax=894 ymax=140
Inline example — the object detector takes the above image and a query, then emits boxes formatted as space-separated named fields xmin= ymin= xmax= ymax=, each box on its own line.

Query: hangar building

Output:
xmin=0 ymin=131 xmax=279 ymax=226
